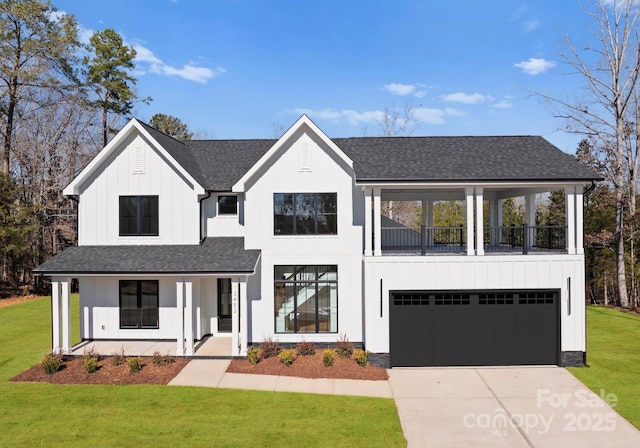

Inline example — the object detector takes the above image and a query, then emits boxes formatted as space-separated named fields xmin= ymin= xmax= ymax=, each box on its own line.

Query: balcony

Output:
xmin=381 ymin=224 xmax=567 ymax=255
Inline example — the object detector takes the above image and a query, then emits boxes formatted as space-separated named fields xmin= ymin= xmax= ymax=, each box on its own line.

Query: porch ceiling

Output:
xmin=381 ymin=186 xmax=557 ymax=201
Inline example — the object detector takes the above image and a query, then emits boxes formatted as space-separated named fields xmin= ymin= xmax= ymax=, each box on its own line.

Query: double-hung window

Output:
xmin=273 ymin=193 xmax=337 ymax=235
xmin=274 ymin=265 xmax=338 ymax=333
xmin=119 ymin=280 xmax=159 ymax=329
xmin=119 ymin=196 xmax=159 ymax=236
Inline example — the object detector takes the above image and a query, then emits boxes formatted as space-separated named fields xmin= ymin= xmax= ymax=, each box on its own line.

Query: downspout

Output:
xmin=199 ymin=191 xmax=212 ymax=244
xmin=69 ymin=196 xmax=79 ymax=246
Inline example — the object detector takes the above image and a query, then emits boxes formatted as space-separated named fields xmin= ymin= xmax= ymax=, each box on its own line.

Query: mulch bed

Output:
xmin=11 ymin=356 xmax=189 ymax=385
xmin=227 ymin=352 xmax=388 ymax=381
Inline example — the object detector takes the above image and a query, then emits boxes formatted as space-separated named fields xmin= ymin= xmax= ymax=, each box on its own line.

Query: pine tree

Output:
xmin=149 ymin=113 xmax=193 ymax=140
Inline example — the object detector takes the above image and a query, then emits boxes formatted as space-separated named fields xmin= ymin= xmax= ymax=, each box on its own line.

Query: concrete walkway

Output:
xmin=169 ymin=361 xmax=640 ymax=447
xmin=168 ymin=359 xmax=393 ymax=398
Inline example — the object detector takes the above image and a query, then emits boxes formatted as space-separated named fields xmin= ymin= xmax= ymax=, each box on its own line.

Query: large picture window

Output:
xmin=274 ymin=193 xmax=337 ymax=235
xmin=119 ymin=280 xmax=159 ymax=329
xmin=119 ymin=196 xmax=159 ymax=236
xmin=274 ymin=265 xmax=338 ymax=333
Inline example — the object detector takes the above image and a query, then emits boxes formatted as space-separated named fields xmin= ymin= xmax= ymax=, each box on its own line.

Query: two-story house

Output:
xmin=34 ymin=115 xmax=600 ymax=367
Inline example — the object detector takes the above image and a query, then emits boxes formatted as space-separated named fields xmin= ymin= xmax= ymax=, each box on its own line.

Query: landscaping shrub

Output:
xmin=259 ymin=337 xmax=281 ymax=358
xmin=41 ymin=352 xmax=63 ymax=374
xmin=278 ymin=348 xmax=297 ymax=366
xmin=296 ymin=341 xmax=316 ymax=356
xmin=352 ymin=349 xmax=370 ymax=367
xmin=336 ymin=334 xmax=354 ymax=358
xmin=111 ymin=347 xmax=126 ymax=366
xmin=126 ymin=356 xmax=143 ymax=372
xmin=83 ymin=347 xmax=100 ymax=373
xmin=247 ymin=347 xmax=261 ymax=365
xmin=152 ymin=351 xmax=176 ymax=365
xmin=323 ymin=349 xmax=335 ymax=367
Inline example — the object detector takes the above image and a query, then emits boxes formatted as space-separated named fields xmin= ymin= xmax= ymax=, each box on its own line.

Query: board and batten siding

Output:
xmin=242 ymin=128 xmax=365 ymax=343
xmin=202 ymin=194 xmax=245 ymax=237
xmin=362 ymin=254 xmax=586 ymax=354
xmin=77 ymin=133 xmax=200 ymax=245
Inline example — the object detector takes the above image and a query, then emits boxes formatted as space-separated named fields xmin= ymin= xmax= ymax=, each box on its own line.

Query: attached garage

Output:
xmin=389 ymin=290 xmax=559 ymax=367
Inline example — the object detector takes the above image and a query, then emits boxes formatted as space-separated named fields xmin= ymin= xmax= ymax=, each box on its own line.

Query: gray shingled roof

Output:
xmin=33 ymin=238 xmax=260 ymax=275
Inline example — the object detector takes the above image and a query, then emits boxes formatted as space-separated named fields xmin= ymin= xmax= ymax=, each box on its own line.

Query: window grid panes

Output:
xmin=274 ymin=265 xmax=338 ymax=333
xmin=273 ymin=193 xmax=337 ymax=235
xmin=119 ymin=196 xmax=159 ymax=236
xmin=218 ymin=196 xmax=238 ymax=215
xmin=119 ymin=280 xmax=159 ymax=329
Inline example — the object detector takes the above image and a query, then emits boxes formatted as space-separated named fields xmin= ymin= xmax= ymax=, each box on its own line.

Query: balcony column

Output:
xmin=427 ymin=199 xmax=434 ymax=246
xmin=497 ymin=199 xmax=503 ymax=245
xmin=184 ymin=279 xmax=194 ymax=356
xmin=526 ymin=194 xmax=537 ymax=251
xmin=231 ymin=277 xmax=240 ymax=356
xmin=575 ymin=185 xmax=584 ymax=255
xmin=565 ymin=187 xmax=576 ymax=255
xmin=364 ymin=188 xmax=373 ymax=256
xmin=489 ymin=198 xmax=497 ymax=247
xmin=465 ymin=187 xmax=475 ymax=256
xmin=373 ymin=188 xmax=382 ymax=256
xmin=476 ymin=188 xmax=484 ymax=256
xmin=176 ymin=279 xmax=184 ymax=356
xmin=239 ymin=277 xmax=248 ymax=356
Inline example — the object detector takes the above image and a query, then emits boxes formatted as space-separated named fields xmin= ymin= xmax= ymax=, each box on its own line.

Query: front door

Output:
xmin=217 ymin=278 xmax=232 ymax=332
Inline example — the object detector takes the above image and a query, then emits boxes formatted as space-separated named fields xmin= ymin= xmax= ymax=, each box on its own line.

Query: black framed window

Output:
xmin=119 ymin=196 xmax=159 ymax=236
xmin=119 ymin=280 xmax=159 ymax=329
xmin=274 ymin=265 xmax=337 ymax=333
xmin=218 ymin=196 xmax=238 ymax=215
xmin=274 ymin=193 xmax=336 ymax=235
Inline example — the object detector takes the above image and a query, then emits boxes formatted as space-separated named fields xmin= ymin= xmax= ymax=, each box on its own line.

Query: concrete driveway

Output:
xmin=389 ymin=366 xmax=640 ymax=448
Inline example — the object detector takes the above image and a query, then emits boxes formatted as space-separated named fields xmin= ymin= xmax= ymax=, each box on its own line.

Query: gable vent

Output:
xmin=300 ymin=143 xmax=311 ymax=171
xmin=133 ymin=145 xmax=144 ymax=174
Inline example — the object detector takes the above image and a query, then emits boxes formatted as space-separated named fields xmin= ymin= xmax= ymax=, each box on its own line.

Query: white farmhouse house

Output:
xmin=34 ymin=115 xmax=600 ymax=367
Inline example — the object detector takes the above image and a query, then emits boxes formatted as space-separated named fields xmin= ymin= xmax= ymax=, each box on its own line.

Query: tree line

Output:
xmin=0 ymin=0 xmax=190 ymax=293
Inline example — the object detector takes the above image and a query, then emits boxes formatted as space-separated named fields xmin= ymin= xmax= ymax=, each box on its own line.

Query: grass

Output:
xmin=569 ymin=306 xmax=640 ymax=429
xmin=0 ymin=296 xmax=406 ymax=447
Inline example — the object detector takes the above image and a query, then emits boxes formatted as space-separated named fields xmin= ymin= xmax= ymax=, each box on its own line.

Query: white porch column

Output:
xmin=176 ymin=279 xmax=184 ymax=356
xmin=497 ymin=199 xmax=504 ymax=245
xmin=60 ymin=278 xmax=71 ymax=354
xmin=489 ymin=198 xmax=497 ymax=247
xmin=476 ymin=188 xmax=484 ymax=256
xmin=565 ymin=187 xmax=576 ymax=255
xmin=526 ymin=194 xmax=537 ymax=251
xmin=51 ymin=279 xmax=61 ymax=352
xmin=184 ymin=279 xmax=194 ymax=356
xmin=364 ymin=188 xmax=373 ymax=256
xmin=231 ymin=278 xmax=240 ymax=356
xmin=576 ymin=185 xmax=584 ymax=255
xmin=465 ymin=187 xmax=475 ymax=256
xmin=427 ymin=199 xmax=434 ymax=246
xmin=239 ymin=277 xmax=248 ymax=356
xmin=373 ymin=188 xmax=382 ymax=256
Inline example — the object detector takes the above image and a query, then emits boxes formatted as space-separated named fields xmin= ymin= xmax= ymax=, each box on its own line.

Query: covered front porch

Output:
xmin=362 ymin=183 xmax=585 ymax=256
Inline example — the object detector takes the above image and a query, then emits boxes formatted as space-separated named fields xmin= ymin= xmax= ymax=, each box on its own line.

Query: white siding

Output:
xmin=203 ymin=194 xmax=245 ymax=237
xmin=243 ymin=128 xmax=365 ymax=343
xmin=77 ymin=133 xmax=200 ymax=245
xmin=362 ymin=254 xmax=586 ymax=354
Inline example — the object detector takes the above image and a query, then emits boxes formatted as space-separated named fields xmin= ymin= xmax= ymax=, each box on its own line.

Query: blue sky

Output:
xmin=54 ymin=0 xmax=594 ymax=152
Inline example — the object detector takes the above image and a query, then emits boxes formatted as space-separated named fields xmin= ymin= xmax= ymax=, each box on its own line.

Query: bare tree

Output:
xmin=376 ymin=102 xmax=421 ymax=137
xmin=539 ymin=0 xmax=640 ymax=307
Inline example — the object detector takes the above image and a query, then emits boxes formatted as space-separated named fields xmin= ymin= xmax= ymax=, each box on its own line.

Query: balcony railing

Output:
xmin=381 ymin=224 xmax=567 ymax=255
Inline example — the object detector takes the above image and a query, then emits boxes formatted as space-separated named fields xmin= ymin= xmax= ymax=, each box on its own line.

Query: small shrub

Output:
xmin=247 ymin=347 xmax=261 ymax=365
xmin=41 ymin=352 xmax=63 ymax=374
xmin=126 ymin=356 xmax=143 ymax=373
xmin=323 ymin=349 xmax=335 ymax=367
xmin=278 ymin=348 xmax=297 ymax=366
xmin=353 ymin=349 xmax=370 ymax=367
xmin=296 ymin=341 xmax=316 ymax=356
xmin=260 ymin=337 xmax=281 ymax=359
xmin=82 ymin=347 xmax=100 ymax=373
xmin=152 ymin=351 xmax=176 ymax=366
xmin=111 ymin=347 xmax=126 ymax=366
xmin=336 ymin=333 xmax=354 ymax=358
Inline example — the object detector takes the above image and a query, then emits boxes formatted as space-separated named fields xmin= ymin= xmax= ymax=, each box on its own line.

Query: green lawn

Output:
xmin=569 ymin=306 xmax=640 ymax=429
xmin=0 ymin=296 xmax=406 ymax=447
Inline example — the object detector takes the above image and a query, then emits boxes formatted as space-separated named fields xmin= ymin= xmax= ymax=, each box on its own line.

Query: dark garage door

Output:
xmin=389 ymin=290 xmax=559 ymax=367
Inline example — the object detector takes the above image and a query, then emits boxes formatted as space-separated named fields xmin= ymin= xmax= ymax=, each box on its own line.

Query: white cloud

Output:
xmin=414 ymin=90 xmax=428 ymax=98
xmin=444 ymin=107 xmax=466 ymax=117
xmin=440 ymin=92 xmax=488 ymax=104
xmin=383 ymin=83 xmax=416 ymax=96
xmin=491 ymin=100 xmax=513 ymax=109
xmin=513 ymin=58 xmax=556 ymax=75
xmin=133 ymin=44 xmax=223 ymax=84
xmin=523 ymin=19 xmax=541 ymax=32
